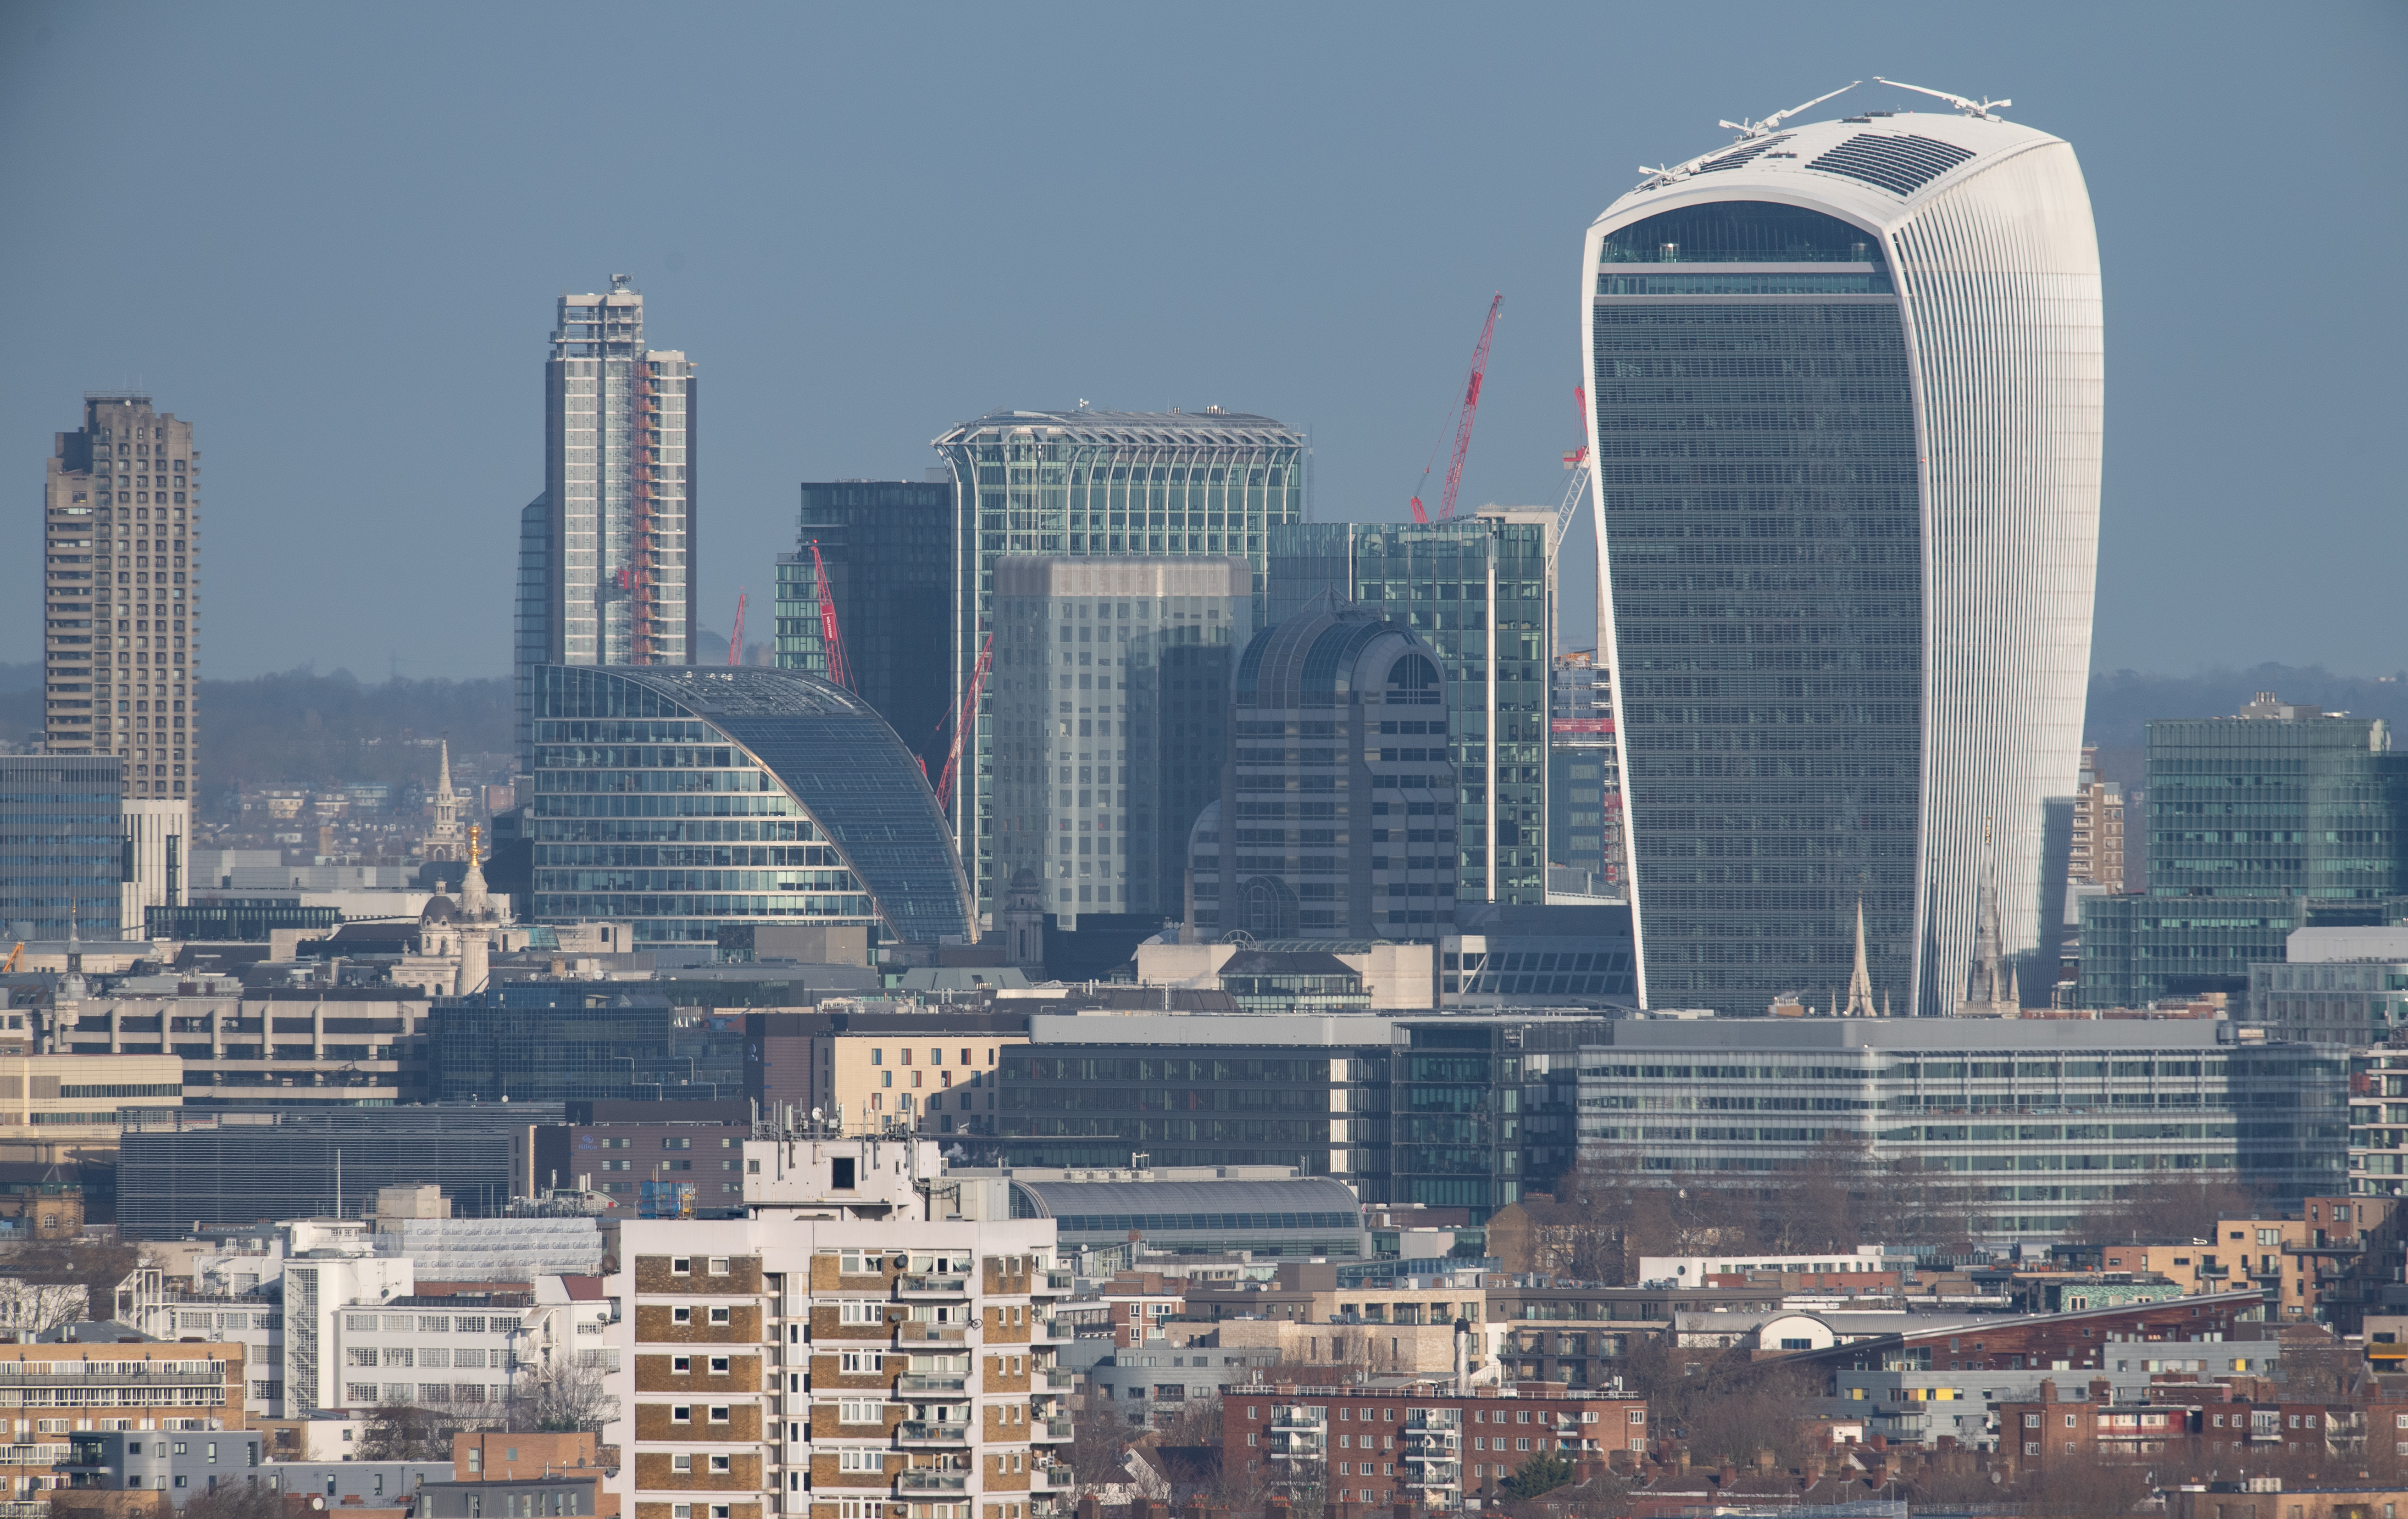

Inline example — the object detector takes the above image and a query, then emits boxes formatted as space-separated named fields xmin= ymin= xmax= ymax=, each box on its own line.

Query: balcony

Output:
xmin=898 ymin=1375 xmax=968 ymax=1395
xmin=1046 ymin=1273 xmax=1075 ymax=1291
xmin=899 ymin=1323 xmax=969 ymax=1345
xmin=1038 ymin=1466 xmax=1075 ymax=1490
xmin=897 ymin=1423 xmax=971 ymax=1447
xmin=1033 ymin=1419 xmax=1073 ymax=1442
xmin=1043 ymin=1369 xmax=1076 ymax=1390
xmin=898 ymin=1471 xmax=969 ymax=1493
xmin=1404 ymin=1463 xmax=1461 ymax=1489
xmin=1271 ymin=1413 xmax=1326 ymax=1431
xmin=899 ymin=1275 xmax=971 ymax=1298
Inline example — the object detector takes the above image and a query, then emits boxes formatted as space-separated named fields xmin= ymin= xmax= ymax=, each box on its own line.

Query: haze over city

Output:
xmin=3 ymin=1 xmax=2401 ymax=681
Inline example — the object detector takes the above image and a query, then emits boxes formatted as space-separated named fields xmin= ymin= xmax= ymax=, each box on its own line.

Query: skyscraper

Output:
xmin=532 ymin=276 xmax=695 ymax=703
xmin=1582 ymin=94 xmax=2103 ymax=1015
xmin=1266 ymin=511 xmax=1557 ymax=913
xmin=989 ymin=556 xmax=1251 ymax=927
xmin=931 ymin=407 xmax=1307 ymax=918
xmin=42 ymin=391 xmax=200 ymax=924
xmin=1548 ymin=651 xmax=1623 ymax=895
xmin=774 ymin=479 xmax=954 ymax=779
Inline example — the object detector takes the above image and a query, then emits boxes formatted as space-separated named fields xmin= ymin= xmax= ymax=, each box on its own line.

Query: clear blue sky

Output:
xmin=4 ymin=2 xmax=2402 ymax=682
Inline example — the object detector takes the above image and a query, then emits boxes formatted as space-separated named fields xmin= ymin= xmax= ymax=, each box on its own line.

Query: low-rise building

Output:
xmin=1222 ymin=1378 xmax=1647 ymax=1511
xmin=0 ymin=1327 xmax=246 ymax=1504
xmin=54 ymin=989 xmax=426 ymax=1107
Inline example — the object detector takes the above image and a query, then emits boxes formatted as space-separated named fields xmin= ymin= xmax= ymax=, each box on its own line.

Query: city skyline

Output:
xmin=2 ymin=6 xmax=2398 ymax=685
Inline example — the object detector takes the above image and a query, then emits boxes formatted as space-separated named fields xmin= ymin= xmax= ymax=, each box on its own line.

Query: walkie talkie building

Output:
xmin=1581 ymin=94 xmax=2102 ymax=1016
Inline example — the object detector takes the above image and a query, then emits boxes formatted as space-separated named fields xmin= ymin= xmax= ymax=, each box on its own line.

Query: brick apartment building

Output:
xmin=1222 ymin=1380 xmax=1646 ymax=1510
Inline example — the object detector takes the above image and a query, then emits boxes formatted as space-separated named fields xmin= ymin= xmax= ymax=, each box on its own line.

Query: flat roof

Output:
xmin=1592 ymin=1018 xmax=2260 ymax=1053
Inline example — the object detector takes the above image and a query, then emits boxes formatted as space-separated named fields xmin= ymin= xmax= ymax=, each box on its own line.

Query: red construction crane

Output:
xmin=934 ymin=633 xmax=993 ymax=813
xmin=727 ymin=590 xmax=746 ymax=666
xmin=1408 ymin=292 xmax=1503 ymax=523
xmin=810 ymin=544 xmax=852 ymax=690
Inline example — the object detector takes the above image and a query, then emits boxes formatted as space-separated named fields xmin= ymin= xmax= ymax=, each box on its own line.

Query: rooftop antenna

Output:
xmin=1720 ymin=80 xmax=1859 ymax=139
xmin=1873 ymin=76 xmax=2011 ymax=122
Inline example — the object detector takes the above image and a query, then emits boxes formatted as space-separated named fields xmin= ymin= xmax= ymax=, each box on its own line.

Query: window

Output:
xmin=838 ymin=1302 xmax=884 ymax=1325
xmin=708 ymin=1257 xmax=730 ymax=1275
xmin=707 ymin=1406 xmax=730 ymax=1424
xmin=840 ymin=1353 xmax=883 ymax=1374
xmin=838 ymin=1451 xmax=883 ymax=1473
xmin=671 ymin=1258 xmax=692 ymax=1275
xmin=709 ymin=1358 xmax=729 ymax=1374
xmin=709 ymin=1308 xmax=731 ymax=1324
xmin=709 ymin=1457 xmax=730 ymax=1474
xmin=839 ymin=1400 xmax=885 ymax=1424
xmin=672 ymin=1407 xmax=692 ymax=1424
xmin=673 ymin=1308 xmax=692 ymax=1324
xmin=672 ymin=1358 xmax=692 ymax=1375
xmin=671 ymin=1457 xmax=692 ymax=1474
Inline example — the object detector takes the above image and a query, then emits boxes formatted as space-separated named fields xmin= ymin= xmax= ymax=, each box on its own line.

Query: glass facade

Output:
xmin=513 ymin=490 xmax=548 ymax=764
xmin=990 ymin=558 xmax=1249 ymax=925
xmin=1548 ymin=653 xmax=1621 ymax=894
xmin=1579 ymin=1021 xmax=2346 ymax=1243
xmin=427 ymin=985 xmax=744 ymax=1103
xmin=995 ymin=1014 xmax=1608 ymax=1218
xmin=2082 ymin=710 xmax=2408 ymax=1008
xmin=527 ymin=665 xmax=972 ymax=946
xmin=1589 ymin=203 xmax=1921 ymax=1016
xmin=775 ymin=481 xmax=954 ymax=779
xmin=0 ymin=756 xmax=124 ymax=940
xmin=1265 ymin=513 xmax=1554 ymax=912
xmin=1190 ymin=608 xmax=1455 ymax=939
xmin=932 ymin=410 xmax=1308 ymax=918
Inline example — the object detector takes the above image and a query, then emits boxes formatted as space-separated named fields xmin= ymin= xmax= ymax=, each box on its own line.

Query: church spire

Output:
xmin=1842 ymin=894 xmax=1878 ymax=1017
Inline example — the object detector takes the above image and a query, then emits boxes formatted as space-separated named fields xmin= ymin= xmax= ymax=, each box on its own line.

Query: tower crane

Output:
xmin=1719 ymin=81 xmax=1859 ymax=139
xmin=1551 ymin=385 xmax=1592 ymax=564
xmin=727 ymin=590 xmax=746 ymax=666
xmin=1408 ymin=293 xmax=1503 ymax=524
xmin=809 ymin=544 xmax=852 ymax=690
xmin=934 ymin=633 xmax=993 ymax=813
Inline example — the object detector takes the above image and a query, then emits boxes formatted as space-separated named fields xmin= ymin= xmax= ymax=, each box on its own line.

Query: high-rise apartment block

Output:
xmin=524 ymin=276 xmax=696 ymax=763
xmin=1266 ymin=512 xmax=1556 ymax=913
xmin=777 ymin=480 xmax=955 ymax=779
xmin=1185 ymin=605 xmax=1456 ymax=940
xmin=601 ymin=1135 xmax=1071 ymax=1519
xmin=932 ymin=409 xmax=1307 ymax=921
xmin=1584 ymin=105 xmax=2102 ymax=1015
xmin=2071 ymin=744 xmax=2125 ymax=891
xmin=43 ymin=394 xmax=202 ymax=805
xmin=990 ymin=557 xmax=1250 ymax=927
xmin=2081 ymin=695 xmax=2408 ymax=1008
xmin=1548 ymin=651 xmax=1622 ymax=895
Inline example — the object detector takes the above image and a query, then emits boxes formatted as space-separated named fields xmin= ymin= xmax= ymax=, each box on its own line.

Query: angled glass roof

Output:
xmin=559 ymin=667 xmax=973 ymax=944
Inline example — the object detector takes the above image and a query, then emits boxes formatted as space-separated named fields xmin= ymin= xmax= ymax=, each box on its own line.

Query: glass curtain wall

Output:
xmin=1590 ymin=202 xmax=1922 ymax=1017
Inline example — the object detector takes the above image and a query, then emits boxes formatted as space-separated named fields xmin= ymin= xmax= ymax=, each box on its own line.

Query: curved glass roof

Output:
xmin=1235 ymin=608 xmax=1422 ymax=706
xmin=557 ymin=667 xmax=973 ymax=944
xmin=1602 ymin=200 xmax=1879 ymax=264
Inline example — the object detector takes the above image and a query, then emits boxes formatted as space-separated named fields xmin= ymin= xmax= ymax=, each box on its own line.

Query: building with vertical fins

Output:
xmin=527 ymin=277 xmax=695 ymax=747
xmin=1581 ymin=88 xmax=2103 ymax=1016
xmin=931 ymin=408 xmax=1307 ymax=922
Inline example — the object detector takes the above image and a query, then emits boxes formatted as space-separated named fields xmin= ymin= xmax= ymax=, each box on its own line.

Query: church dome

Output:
xmin=420 ymin=895 xmax=459 ymax=924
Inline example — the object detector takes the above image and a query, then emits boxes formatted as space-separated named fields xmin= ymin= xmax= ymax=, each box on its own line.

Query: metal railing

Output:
xmin=898 ymin=1471 xmax=969 ymax=1492
xmin=899 ymin=1324 xmax=969 ymax=1344
xmin=897 ymin=1422 xmax=971 ymax=1445
xmin=899 ymin=1276 xmax=970 ymax=1296
xmin=898 ymin=1375 xmax=968 ymax=1394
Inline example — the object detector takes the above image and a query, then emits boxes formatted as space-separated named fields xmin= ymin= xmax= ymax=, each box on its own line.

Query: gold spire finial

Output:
xmin=469 ymin=823 xmax=481 ymax=868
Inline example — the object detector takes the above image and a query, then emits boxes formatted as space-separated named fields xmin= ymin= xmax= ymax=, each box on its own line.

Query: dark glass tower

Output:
xmin=774 ymin=480 xmax=954 ymax=780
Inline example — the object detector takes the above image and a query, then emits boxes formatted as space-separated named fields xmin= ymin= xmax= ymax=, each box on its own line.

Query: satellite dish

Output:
xmin=811 ymin=1108 xmax=824 ymax=1123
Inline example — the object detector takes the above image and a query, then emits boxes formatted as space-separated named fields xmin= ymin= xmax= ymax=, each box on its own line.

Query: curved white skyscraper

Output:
xmin=1580 ymin=99 xmax=2102 ymax=1016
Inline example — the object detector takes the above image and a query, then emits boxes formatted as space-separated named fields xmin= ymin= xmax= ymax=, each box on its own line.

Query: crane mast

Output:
xmin=810 ymin=544 xmax=852 ymax=690
xmin=727 ymin=590 xmax=746 ymax=667
xmin=935 ymin=633 xmax=993 ymax=814
xmin=1409 ymin=293 xmax=1504 ymax=524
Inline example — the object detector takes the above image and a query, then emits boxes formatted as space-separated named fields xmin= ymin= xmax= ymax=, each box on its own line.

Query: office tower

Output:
xmin=0 ymin=756 xmax=124 ymax=941
xmin=775 ymin=479 xmax=954 ymax=778
xmin=513 ymin=490 xmax=549 ymax=761
xmin=2081 ymin=694 xmax=2408 ymax=1008
xmin=538 ymin=275 xmax=695 ymax=682
xmin=1548 ymin=651 xmax=1622 ymax=895
xmin=2070 ymin=744 xmax=2125 ymax=891
xmin=43 ymin=394 xmax=202 ymax=807
xmin=991 ymin=557 xmax=1249 ymax=927
xmin=1582 ymin=101 xmax=2103 ymax=1015
xmin=931 ymin=407 xmax=1307 ymax=919
xmin=1266 ymin=511 xmax=1556 ymax=913
xmin=525 ymin=665 xmax=972 ymax=947
xmin=1184 ymin=604 xmax=1455 ymax=939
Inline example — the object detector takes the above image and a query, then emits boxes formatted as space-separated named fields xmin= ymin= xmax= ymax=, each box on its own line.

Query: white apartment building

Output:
xmin=604 ymin=1135 xmax=1074 ymax=1519
xmin=1638 ymin=1246 xmax=1892 ymax=1285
